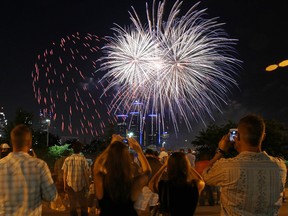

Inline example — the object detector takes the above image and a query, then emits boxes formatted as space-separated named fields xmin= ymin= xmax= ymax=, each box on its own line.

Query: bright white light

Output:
xmin=127 ymin=132 xmax=134 ymax=138
xmin=99 ymin=0 xmax=241 ymax=133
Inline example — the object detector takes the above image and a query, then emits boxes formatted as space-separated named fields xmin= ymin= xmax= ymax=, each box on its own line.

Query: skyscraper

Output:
xmin=116 ymin=114 xmax=128 ymax=137
xmin=0 ymin=107 xmax=8 ymax=139
xmin=38 ymin=109 xmax=51 ymax=132
xmin=146 ymin=113 xmax=159 ymax=147
xmin=115 ymin=101 xmax=170 ymax=148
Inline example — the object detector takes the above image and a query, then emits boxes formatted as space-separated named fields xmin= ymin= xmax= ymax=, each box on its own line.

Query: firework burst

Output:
xmin=32 ymin=32 xmax=115 ymax=137
xmin=99 ymin=0 xmax=242 ymax=132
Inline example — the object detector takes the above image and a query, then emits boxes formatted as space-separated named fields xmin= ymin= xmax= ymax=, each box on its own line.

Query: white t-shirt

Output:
xmin=158 ymin=151 xmax=168 ymax=163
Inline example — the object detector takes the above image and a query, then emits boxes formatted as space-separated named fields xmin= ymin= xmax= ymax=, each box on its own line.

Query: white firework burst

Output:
xmin=99 ymin=0 xmax=242 ymax=132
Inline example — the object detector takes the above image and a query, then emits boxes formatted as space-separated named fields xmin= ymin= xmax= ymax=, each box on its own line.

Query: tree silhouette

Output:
xmin=191 ymin=119 xmax=288 ymax=160
xmin=4 ymin=107 xmax=34 ymax=142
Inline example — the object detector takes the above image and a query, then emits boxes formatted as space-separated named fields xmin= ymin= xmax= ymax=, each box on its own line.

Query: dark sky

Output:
xmin=1 ymin=0 xmax=288 ymax=144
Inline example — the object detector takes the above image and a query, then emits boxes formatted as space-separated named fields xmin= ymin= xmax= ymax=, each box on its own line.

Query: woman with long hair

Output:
xmin=149 ymin=151 xmax=205 ymax=216
xmin=93 ymin=134 xmax=151 ymax=216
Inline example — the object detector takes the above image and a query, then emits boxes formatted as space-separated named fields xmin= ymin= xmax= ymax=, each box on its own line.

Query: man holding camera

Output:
xmin=202 ymin=114 xmax=287 ymax=216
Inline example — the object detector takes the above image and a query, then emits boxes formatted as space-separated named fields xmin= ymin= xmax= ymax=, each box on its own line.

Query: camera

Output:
xmin=229 ymin=128 xmax=238 ymax=142
xmin=122 ymin=139 xmax=128 ymax=144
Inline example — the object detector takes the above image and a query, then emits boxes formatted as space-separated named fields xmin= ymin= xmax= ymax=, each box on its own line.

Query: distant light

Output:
xmin=278 ymin=59 xmax=288 ymax=67
xmin=133 ymin=101 xmax=143 ymax=105
xmin=148 ymin=114 xmax=157 ymax=117
xmin=265 ymin=64 xmax=278 ymax=72
xmin=116 ymin=114 xmax=128 ymax=117
xmin=130 ymin=111 xmax=139 ymax=115
xmin=46 ymin=119 xmax=50 ymax=123
xmin=127 ymin=132 xmax=134 ymax=138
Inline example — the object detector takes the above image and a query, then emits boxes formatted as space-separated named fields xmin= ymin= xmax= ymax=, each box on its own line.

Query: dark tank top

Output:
xmin=98 ymin=189 xmax=138 ymax=216
xmin=159 ymin=180 xmax=199 ymax=216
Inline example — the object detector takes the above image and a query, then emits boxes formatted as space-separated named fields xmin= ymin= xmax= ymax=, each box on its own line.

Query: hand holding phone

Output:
xmin=229 ymin=128 xmax=238 ymax=142
xmin=122 ymin=138 xmax=129 ymax=145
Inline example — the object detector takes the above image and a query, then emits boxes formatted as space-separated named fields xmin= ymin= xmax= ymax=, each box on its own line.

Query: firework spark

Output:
xmin=99 ymin=0 xmax=242 ymax=132
xmin=32 ymin=32 xmax=115 ymax=137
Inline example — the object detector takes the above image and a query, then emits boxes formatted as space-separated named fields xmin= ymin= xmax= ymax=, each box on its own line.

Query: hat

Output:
xmin=1 ymin=143 xmax=11 ymax=149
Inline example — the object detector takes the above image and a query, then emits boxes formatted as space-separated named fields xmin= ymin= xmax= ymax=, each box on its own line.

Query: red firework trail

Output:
xmin=32 ymin=32 xmax=114 ymax=138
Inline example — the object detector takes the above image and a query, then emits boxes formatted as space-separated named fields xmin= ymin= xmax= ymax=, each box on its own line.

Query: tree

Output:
xmin=192 ymin=121 xmax=237 ymax=157
xmin=191 ymin=119 xmax=288 ymax=160
xmin=262 ymin=119 xmax=288 ymax=159
xmin=82 ymin=123 xmax=117 ymax=157
xmin=4 ymin=108 xmax=34 ymax=141
xmin=33 ymin=130 xmax=60 ymax=147
xmin=83 ymin=138 xmax=107 ymax=155
xmin=48 ymin=143 xmax=72 ymax=159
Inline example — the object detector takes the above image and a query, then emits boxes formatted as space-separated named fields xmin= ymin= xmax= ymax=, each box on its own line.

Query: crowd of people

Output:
xmin=0 ymin=113 xmax=287 ymax=216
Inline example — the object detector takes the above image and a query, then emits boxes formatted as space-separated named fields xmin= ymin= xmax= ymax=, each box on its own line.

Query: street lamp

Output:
xmin=46 ymin=119 xmax=50 ymax=147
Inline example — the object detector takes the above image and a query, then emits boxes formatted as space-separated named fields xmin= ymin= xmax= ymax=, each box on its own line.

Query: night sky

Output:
xmin=1 ymin=0 xmax=288 ymax=144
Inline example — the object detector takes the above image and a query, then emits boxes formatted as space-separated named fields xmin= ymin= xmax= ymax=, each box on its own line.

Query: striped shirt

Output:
xmin=134 ymin=186 xmax=159 ymax=211
xmin=0 ymin=152 xmax=57 ymax=216
xmin=202 ymin=151 xmax=287 ymax=216
xmin=62 ymin=153 xmax=90 ymax=192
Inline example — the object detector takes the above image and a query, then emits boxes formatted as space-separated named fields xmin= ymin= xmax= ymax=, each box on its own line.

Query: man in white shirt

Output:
xmin=158 ymin=147 xmax=168 ymax=164
xmin=202 ymin=114 xmax=287 ymax=216
xmin=186 ymin=148 xmax=196 ymax=167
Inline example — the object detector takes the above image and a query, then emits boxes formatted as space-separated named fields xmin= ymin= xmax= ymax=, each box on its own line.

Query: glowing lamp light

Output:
xmin=278 ymin=59 xmax=288 ymax=67
xmin=265 ymin=64 xmax=278 ymax=72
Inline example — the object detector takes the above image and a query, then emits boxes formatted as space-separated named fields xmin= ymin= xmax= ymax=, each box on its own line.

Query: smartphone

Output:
xmin=28 ymin=148 xmax=34 ymax=156
xmin=122 ymin=139 xmax=129 ymax=145
xmin=229 ymin=128 xmax=238 ymax=142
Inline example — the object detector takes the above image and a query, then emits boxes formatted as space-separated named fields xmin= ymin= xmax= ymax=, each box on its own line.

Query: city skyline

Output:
xmin=1 ymin=0 xmax=288 ymax=144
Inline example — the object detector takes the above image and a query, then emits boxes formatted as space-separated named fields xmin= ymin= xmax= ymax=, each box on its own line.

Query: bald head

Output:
xmin=11 ymin=124 xmax=32 ymax=151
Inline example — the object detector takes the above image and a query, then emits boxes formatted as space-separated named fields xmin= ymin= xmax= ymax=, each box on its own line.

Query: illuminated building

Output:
xmin=146 ymin=113 xmax=159 ymax=146
xmin=0 ymin=107 xmax=8 ymax=139
xmin=38 ymin=109 xmax=52 ymax=132
xmin=115 ymin=101 xmax=170 ymax=147
xmin=116 ymin=114 xmax=128 ymax=137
